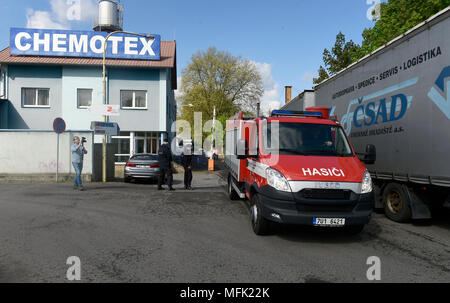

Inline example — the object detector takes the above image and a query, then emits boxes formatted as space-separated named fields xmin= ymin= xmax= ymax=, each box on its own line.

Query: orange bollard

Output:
xmin=208 ymin=159 xmax=214 ymax=171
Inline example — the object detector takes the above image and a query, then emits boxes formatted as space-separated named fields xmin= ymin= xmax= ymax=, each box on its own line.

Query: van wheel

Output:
xmin=227 ymin=175 xmax=239 ymax=200
xmin=250 ymin=194 xmax=271 ymax=235
xmin=383 ymin=183 xmax=411 ymax=222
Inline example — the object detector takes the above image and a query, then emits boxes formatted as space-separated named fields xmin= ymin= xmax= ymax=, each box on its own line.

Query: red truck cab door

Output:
xmin=247 ymin=121 xmax=260 ymax=186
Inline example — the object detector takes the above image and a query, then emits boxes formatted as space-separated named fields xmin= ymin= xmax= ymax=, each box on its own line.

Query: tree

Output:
xmin=313 ymin=66 xmax=330 ymax=85
xmin=313 ymin=0 xmax=450 ymax=84
xmin=179 ymin=47 xmax=264 ymax=128
xmin=313 ymin=32 xmax=361 ymax=84
xmin=360 ymin=0 xmax=450 ymax=55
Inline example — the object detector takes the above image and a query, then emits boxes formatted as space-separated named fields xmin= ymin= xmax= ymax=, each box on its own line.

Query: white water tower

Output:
xmin=93 ymin=0 xmax=123 ymax=32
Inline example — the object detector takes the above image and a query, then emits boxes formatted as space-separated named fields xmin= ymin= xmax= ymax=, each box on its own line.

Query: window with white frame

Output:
xmin=77 ymin=89 xmax=93 ymax=108
xmin=111 ymin=132 xmax=131 ymax=164
xmin=22 ymin=88 xmax=50 ymax=107
xmin=112 ymin=132 xmax=161 ymax=164
xmin=120 ymin=90 xmax=147 ymax=109
xmin=135 ymin=132 xmax=160 ymax=155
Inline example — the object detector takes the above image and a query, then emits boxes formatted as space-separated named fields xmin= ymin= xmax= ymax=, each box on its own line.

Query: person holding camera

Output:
xmin=71 ymin=136 xmax=88 ymax=191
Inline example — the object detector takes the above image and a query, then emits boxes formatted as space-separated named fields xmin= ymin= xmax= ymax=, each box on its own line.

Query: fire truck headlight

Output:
xmin=266 ymin=168 xmax=291 ymax=192
xmin=361 ymin=170 xmax=373 ymax=194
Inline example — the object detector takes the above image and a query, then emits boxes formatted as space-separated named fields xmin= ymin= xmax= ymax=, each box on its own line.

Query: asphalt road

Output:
xmin=0 ymin=171 xmax=449 ymax=283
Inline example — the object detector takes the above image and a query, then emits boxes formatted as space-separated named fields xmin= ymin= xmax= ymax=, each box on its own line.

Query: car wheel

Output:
xmin=383 ymin=183 xmax=411 ymax=222
xmin=124 ymin=176 xmax=131 ymax=183
xmin=250 ymin=194 xmax=271 ymax=235
xmin=227 ymin=175 xmax=239 ymax=200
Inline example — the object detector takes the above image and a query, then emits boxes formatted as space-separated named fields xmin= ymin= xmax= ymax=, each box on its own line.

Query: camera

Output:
xmin=81 ymin=137 xmax=87 ymax=145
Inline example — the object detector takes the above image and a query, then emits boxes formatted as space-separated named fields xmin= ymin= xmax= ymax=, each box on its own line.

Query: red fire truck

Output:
xmin=225 ymin=107 xmax=376 ymax=235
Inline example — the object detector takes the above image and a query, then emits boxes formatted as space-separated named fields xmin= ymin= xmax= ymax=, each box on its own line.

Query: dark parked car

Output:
xmin=124 ymin=154 xmax=160 ymax=182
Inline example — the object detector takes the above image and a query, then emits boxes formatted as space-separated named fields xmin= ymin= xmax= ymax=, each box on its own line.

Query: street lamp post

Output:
xmin=101 ymin=31 xmax=154 ymax=183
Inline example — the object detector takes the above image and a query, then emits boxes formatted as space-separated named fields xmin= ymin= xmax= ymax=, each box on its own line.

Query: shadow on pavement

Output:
xmin=272 ymin=222 xmax=381 ymax=244
xmin=235 ymin=198 xmax=381 ymax=244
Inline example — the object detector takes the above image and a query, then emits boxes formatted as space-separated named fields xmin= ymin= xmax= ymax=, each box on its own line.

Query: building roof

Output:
xmin=0 ymin=41 xmax=177 ymax=88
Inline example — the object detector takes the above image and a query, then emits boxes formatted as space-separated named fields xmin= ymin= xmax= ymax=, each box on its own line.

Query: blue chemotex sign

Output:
xmin=10 ymin=28 xmax=161 ymax=60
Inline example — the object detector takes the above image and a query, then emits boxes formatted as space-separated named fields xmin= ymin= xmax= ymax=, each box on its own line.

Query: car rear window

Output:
xmin=131 ymin=155 xmax=158 ymax=161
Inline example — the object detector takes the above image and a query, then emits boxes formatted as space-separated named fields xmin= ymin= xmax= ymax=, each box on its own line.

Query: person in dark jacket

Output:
xmin=158 ymin=138 xmax=174 ymax=191
xmin=182 ymin=143 xmax=193 ymax=190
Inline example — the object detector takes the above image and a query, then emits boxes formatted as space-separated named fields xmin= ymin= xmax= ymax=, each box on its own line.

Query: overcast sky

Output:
xmin=0 ymin=0 xmax=383 ymax=113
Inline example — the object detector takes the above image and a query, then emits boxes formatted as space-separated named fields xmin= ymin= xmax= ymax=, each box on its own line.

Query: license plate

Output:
xmin=137 ymin=165 xmax=147 ymax=168
xmin=313 ymin=218 xmax=346 ymax=226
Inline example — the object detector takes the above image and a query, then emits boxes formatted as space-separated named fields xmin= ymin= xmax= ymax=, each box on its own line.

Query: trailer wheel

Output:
xmin=383 ymin=183 xmax=411 ymax=222
xmin=250 ymin=194 xmax=271 ymax=235
xmin=227 ymin=175 xmax=239 ymax=200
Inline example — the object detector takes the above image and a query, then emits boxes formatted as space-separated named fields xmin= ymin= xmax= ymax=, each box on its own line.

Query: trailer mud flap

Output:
xmin=404 ymin=185 xmax=432 ymax=219
xmin=374 ymin=184 xmax=384 ymax=209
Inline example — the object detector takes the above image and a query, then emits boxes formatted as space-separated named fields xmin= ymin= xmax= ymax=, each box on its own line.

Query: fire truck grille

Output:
xmin=300 ymin=189 xmax=352 ymax=200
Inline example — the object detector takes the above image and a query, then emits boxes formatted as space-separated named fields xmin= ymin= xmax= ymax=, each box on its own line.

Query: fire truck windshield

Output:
xmin=263 ymin=122 xmax=354 ymax=157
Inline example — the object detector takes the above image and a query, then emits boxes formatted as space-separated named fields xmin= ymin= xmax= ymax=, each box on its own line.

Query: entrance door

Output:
xmin=135 ymin=138 xmax=145 ymax=154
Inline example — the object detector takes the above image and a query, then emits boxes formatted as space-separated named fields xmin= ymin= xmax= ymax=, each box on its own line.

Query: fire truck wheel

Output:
xmin=251 ymin=194 xmax=271 ymax=235
xmin=383 ymin=183 xmax=412 ymax=222
xmin=227 ymin=175 xmax=239 ymax=200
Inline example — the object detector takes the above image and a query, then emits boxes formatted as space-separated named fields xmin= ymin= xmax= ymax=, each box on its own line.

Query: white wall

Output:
xmin=7 ymin=65 xmax=62 ymax=129
xmin=0 ymin=131 xmax=93 ymax=175
xmin=61 ymin=67 xmax=104 ymax=144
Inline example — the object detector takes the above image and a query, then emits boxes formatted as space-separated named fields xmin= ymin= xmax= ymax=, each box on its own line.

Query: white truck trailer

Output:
xmin=314 ymin=7 xmax=450 ymax=222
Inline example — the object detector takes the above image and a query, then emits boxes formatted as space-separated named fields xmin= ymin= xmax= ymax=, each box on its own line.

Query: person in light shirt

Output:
xmin=71 ymin=136 xmax=88 ymax=191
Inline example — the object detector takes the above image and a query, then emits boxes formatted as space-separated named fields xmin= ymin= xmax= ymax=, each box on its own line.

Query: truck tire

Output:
xmin=250 ymin=194 xmax=271 ymax=235
xmin=383 ymin=183 xmax=412 ymax=222
xmin=227 ymin=175 xmax=239 ymax=200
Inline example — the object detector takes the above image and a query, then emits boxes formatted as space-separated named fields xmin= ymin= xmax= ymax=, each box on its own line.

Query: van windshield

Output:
xmin=263 ymin=122 xmax=354 ymax=157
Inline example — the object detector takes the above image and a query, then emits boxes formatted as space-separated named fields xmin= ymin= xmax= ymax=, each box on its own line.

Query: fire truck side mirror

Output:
xmin=363 ymin=144 xmax=376 ymax=165
xmin=236 ymin=139 xmax=248 ymax=159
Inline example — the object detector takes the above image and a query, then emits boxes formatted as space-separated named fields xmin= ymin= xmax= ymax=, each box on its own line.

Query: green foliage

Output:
xmin=361 ymin=0 xmax=450 ymax=54
xmin=179 ymin=47 xmax=264 ymax=130
xmin=313 ymin=65 xmax=330 ymax=85
xmin=314 ymin=0 xmax=450 ymax=84
xmin=313 ymin=32 xmax=361 ymax=84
